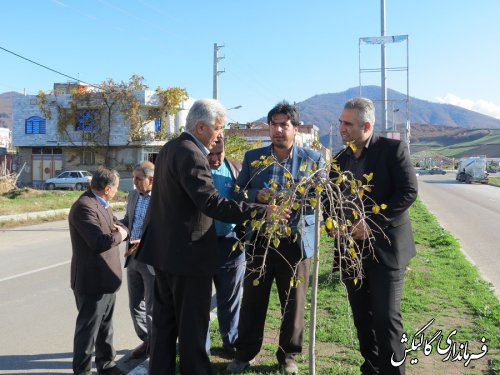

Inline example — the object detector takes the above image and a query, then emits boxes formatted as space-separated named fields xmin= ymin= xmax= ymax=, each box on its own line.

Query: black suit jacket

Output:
xmin=333 ymin=134 xmax=418 ymax=269
xmin=136 ymin=132 xmax=266 ymax=276
xmin=69 ymin=190 xmax=128 ymax=294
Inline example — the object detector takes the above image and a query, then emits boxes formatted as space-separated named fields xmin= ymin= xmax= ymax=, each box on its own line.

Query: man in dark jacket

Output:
xmin=120 ymin=161 xmax=155 ymax=359
xmin=135 ymin=99 xmax=279 ymax=375
xmin=69 ymin=166 xmax=128 ymax=375
xmin=331 ymin=97 xmax=418 ymax=375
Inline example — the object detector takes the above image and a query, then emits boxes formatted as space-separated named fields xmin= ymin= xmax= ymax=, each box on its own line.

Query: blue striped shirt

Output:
xmin=130 ymin=194 xmax=150 ymax=240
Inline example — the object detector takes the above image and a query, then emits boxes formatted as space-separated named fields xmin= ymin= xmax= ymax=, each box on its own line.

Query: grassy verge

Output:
xmin=489 ymin=177 xmax=500 ymax=186
xmin=0 ymin=188 xmax=127 ymax=216
xmin=207 ymin=198 xmax=499 ymax=374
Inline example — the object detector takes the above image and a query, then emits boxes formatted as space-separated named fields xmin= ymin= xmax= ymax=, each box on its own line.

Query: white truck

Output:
xmin=456 ymin=156 xmax=489 ymax=184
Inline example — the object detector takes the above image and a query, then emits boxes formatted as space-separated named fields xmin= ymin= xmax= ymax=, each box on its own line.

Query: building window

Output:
xmin=81 ymin=150 xmax=95 ymax=165
xmin=76 ymin=110 xmax=97 ymax=131
xmin=25 ymin=116 xmax=46 ymax=134
xmin=155 ymin=117 xmax=162 ymax=132
xmin=32 ymin=147 xmax=62 ymax=154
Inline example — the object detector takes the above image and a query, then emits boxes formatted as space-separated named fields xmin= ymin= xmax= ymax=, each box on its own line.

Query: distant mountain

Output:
xmin=0 ymin=91 xmax=23 ymax=129
xmin=270 ymin=86 xmax=500 ymax=147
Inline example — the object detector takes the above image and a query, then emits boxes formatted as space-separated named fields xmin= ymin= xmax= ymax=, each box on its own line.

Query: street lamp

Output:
xmin=392 ymin=108 xmax=400 ymax=131
xmin=225 ymin=105 xmax=243 ymax=129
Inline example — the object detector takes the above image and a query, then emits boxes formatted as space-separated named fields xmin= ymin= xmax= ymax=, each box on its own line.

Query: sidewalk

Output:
xmin=0 ymin=202 xmax=126 ymax=223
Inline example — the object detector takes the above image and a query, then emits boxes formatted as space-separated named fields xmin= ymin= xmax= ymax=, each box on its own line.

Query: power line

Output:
xmin=0 ymin=45 xmax=101 ymax=90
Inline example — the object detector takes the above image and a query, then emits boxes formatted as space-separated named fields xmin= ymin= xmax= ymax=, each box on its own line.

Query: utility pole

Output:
xmin=381 ymin=0 xmax=388 ymax=131
xmin=213 ymin=43 xmax=225 ymax=100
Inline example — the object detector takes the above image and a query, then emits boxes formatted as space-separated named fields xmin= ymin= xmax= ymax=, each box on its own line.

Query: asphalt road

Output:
xmin=0 ymin=212 xmax=145 ymax=374
xmin=417 ymin=173 xmax=500 ymax=298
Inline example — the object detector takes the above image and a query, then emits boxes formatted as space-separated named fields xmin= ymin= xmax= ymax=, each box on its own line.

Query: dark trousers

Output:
xmin=343 ymin=260 xmax=406 ymax=375
xmin=206 ymin=237 xmax=246 ymax=350
xmin=127 ymin=257 xmax=155 ymax=342
xmin=235 ymin=240 xmax=310 ymax=366
xmin=149 ymin=269 xmax=213 ymax=375
xmin=73 ymin=292 xmax=116 ymax=375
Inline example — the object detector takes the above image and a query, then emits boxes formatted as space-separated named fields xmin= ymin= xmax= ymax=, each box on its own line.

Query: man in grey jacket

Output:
xmin=120 ymin=161 xmax=155 ymax=359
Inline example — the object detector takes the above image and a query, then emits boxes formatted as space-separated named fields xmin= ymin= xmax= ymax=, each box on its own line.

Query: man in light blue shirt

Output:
xmin=206 ymin=139 xmax=245 ymax=358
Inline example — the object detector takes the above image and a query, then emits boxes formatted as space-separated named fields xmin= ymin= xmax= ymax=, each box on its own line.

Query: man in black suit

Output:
xmin=136 ymin=99 xmax=280 ymax=375
xmin=330 ymin=97 xmax=418 ymax=375
xmin=69 ymin=166 xmax=128 ymax=375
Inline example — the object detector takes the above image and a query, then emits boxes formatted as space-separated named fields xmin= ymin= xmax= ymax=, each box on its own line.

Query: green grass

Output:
xmin=206 ymin=199 xmax=499 ymax=374
xmin=0 ymin=188 xmax=127 ymax=215
xmin=489 ymin=177 xmax=500 ymax=187
xmin=411 ymin=128 xmax=500 ymax=158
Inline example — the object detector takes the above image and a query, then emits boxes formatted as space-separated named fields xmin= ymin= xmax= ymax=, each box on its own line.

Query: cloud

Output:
xmin=436 ymin=94 xmax=500 ymax=119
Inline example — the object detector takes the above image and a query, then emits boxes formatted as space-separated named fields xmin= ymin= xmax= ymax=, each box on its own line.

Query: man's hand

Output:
xmin=124 ymin=239 xmax=140 ymax=257
xmin=329 ymin=219 xmax=371 ymax=240
xmin=113 ymin=224 xmax=128 ymax=242
xmin=350 ymin=219 xmax=371 ymax=240
xmin=256 ymin=188 xmax=271 ymax=203
xmin=265 ymin=205 xmax=291 ymax=223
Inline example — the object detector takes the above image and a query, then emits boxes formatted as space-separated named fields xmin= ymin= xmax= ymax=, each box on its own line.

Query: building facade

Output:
xmin=12 ymin=83 xmax=192 ymax=186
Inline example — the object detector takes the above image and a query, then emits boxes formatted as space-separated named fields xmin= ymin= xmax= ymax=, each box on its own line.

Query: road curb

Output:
xmin=0 ymin=202 xmax=126 ymax=223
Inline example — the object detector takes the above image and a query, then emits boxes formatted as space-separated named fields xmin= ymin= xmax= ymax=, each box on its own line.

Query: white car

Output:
xmin=44 ymin=170 xmax=92 ymax=191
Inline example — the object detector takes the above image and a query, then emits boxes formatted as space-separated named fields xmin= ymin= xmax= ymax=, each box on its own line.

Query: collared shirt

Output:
xmin=184 ymin=130 xmax=209 ymax=156
xmin=344 ymin=135 xmax=372 ymax=180
xmin=91 ymin=190 xmax=109 ymax=209
xmin=269 ymin=145 xmax=294 ymax=190
xmin=211 ymin=160 xmax=236 ymax=237
xmin=130 ymin=192 xmax=151 ymax=241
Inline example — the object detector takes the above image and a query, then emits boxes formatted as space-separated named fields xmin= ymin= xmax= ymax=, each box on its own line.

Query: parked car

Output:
xmin=428 ymin=168 xmax=446 ymax=175
xmin=44 ymin=170 xmax=92 ymax=191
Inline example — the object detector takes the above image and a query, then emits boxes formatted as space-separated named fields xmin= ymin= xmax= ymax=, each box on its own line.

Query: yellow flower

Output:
xmin=310 ymin=198 xmax=318 ymax=208
xmin=325 ymin=217 xmax=333 ymax=230
xmin=349 ymin=247 xmax=357 ymax=259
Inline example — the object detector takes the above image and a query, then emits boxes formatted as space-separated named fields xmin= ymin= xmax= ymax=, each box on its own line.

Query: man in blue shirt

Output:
xmin=206 ymin=139 xmax=245 ymax=358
